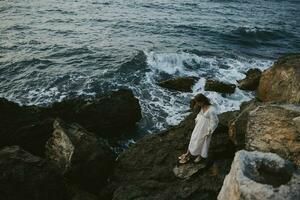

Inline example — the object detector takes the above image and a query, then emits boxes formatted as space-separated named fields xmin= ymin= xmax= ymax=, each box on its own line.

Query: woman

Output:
xmin=178 ymin=94 xmax=219 ymax=164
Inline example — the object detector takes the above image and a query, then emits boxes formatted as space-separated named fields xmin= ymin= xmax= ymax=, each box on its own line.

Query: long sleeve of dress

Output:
xmin=207 ymin=108 xmax=219 ymax=135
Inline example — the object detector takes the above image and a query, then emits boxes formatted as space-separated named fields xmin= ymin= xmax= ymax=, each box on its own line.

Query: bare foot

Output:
xmin=194 ymin=156 xmax=202 ymax=163
xmin=178 ymin=153 xmax=188 ymax=160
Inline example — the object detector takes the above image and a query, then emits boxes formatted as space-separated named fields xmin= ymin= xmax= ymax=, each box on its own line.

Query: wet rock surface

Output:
xmin=158 ymin=76 xmax=198 ymax=92
xmin=0 ymin=146 xmax=69 ymax=200
xmin=0 ymin=89 xmax=141 ymax=156
xmin=257 ymin=54 xmax=300 ymax=103
xmin=204 ymin=79 xmax=236 ymax=94
xmin=237 ymin=68 xmax=262 ymax=91
xmin=218 ymin=150 xmax=300 ymax=200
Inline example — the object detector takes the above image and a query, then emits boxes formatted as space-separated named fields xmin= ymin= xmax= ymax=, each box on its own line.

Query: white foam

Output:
xmin=137 ymin=50 xmax=273 ymax=132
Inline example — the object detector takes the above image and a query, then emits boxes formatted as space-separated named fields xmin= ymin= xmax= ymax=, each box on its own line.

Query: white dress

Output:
xmin=188 ymin=105 xmax=219 ymax=158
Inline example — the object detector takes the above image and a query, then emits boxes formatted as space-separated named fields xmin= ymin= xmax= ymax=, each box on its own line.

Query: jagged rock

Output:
xmin=257 ymin=54 xmax=300 ymax=103
xmin=246 ymin=104 xmax=300 ymax=165
xmin=48 ymin=89 xmax=142 ymax=137
xmin=205 ymin=79 xmax=236 ymax=94
xmin=228 ymin=100 xmax=262 ymax=150
xmin=237 ymin=68 xmax=262 ymax=91
xmin=0 ymin=89 xmax=142 ymax=156
xmin=218 ymin=150 xmax=300 ymax=200
xmin=158 ymin=76 xmax=198 ymax=92
xmin=0 ymin=98 xmax=52 ymax=157
xmin=46 ymin=119 xmax=115 ymax=193
xmin=0 ymin=146 xmax=69 ymax=200
xmin=108 ymin=109 xmax=235 ymax=200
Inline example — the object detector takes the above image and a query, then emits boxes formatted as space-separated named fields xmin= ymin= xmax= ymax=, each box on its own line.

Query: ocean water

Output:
xmin=1 ymin=0 xmax=300 ymax=136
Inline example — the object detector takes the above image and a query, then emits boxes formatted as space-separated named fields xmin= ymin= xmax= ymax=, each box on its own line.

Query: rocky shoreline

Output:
xmin=0 ymin=54 xmax=299 ymax=200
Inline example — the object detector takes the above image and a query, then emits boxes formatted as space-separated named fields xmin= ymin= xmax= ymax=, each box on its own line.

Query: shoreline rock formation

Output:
xmin=158 ymin=76 xmax=199 ymax=92
xmin=218 ymin=150 xmax=300 ymax=200
xmin=0 ymin=89 xmax=141 ymax=157
xmin=0 ymin=53 xmax=299 ymax=199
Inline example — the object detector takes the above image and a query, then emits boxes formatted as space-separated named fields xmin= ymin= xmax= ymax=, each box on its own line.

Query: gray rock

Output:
xmin=46 ymin=119 xmax=116 ymax=193
xmin=0 ymin=146 xmax=69 ymax=200
xmin=173 ymin=163 xmax=206 ymax=179
xmin=218 ymin=150 xmax=300 ymax=200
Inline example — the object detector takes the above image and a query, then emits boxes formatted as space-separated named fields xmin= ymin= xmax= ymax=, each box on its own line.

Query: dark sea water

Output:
xmin=1 ymin=0 xmax=300 ymax=138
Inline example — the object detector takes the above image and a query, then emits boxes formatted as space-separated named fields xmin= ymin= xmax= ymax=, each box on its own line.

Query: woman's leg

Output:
xmin=178 ymin=150 xmax=190 ymax=160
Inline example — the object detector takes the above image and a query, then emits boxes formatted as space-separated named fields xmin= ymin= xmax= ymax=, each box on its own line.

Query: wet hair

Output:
xmin=194 ymin=93 xmax=211 ymax=106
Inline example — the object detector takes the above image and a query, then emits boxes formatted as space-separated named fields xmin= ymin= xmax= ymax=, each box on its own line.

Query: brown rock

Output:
xmin=246 ymin=104 xmax=300 ymax=165
xmin=205 ymin=79 xmax=236 ymax=94
xmin=257 ymin=54 xmax=300 ymax=103
xmin=237 ymin=68 xmax=262 ymax=91
xmin=158 ymin=76 xmax=198 ymax=92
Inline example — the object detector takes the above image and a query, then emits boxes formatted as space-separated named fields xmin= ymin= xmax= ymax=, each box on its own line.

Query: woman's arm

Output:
xmin=208 ymin=108 xmax=219 ymax=135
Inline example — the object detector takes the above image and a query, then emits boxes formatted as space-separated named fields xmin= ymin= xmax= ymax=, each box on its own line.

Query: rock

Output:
xmin=205 ymin=79 xmax=236 ymax=94
xmin=48 ymin=89 xmax=142 ymax=137
xmin=257 ymin=54 xmax=300 ymax=103
xmin=228 ymin=100 xmax=261 ymax=150
xmin=158 ymin=76 xmax=198 ymax=92
xmin=108 ymin=109 xmax=235 ymax=199
xmin=246 ymin=104 xmax=300 ymax=165
xmin=173 ymin=163 xmax=206 ymax=179
xmin=237 ymin=68 xmax=262 ymax=91
xmin=0 ymin=98 xmax=53 ymax=157
xmin=0 ymin=146 xmax=69 ymax=200
xmin=0 ymin=89 xmax=142 ymax=156
xmin=218 ymin=150 xmax=300 ymax=200
xmin=46 ymin=119 xmax=116 ymax=193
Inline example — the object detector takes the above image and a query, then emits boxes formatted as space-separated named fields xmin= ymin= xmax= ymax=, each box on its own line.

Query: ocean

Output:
xmin=1 ymin=0 xmax=299 ymax=137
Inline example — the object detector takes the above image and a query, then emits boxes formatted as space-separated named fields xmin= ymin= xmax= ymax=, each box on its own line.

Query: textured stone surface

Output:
xmin=237 ymin=68 xmax=262 ymax=91
xmin=46 ymin=119 xmax=115 ymax=193
xmin=205 ymin=79 xmax=236 ymax=94
xmin=218 ymin=150 xmax=300 ymax=200
xmin=257 ymin=54 xmax=300 ymax=103
xmin=173 ymin=163 xmax=206 ymax=179
xmin=158 ymin=76 xmax=198 ymax=92
xmin=246 ymin=104 xmax=300 ymax=165
xmin=0 ymin=89 xmax=141 ymax=156
xmin=107 ymin=109 xmax=235 ymax=200
xmin=0 ymin=146 xmax=69 ymax=200
xmin=228 ymin=100 xmax=262 ymax=150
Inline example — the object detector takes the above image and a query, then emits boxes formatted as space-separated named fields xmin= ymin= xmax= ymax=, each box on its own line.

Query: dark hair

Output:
xmin=194 ymin=93 xmax=211 ymax=106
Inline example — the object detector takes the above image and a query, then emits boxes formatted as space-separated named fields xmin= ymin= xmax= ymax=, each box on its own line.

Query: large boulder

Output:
xmin=246 ymin=104 xmax=300 ymax=165
xmin=0 ymin=98 xmax=53 ymax=157
xmin=0 ymin=146 xmax=69 ymax=200
xmin=46 ymin=119 xmax=116 ymax=193
xmin=257 ymin=54 xmax=300 ymax=103
xmin=205 ymin=79 xmax=236 ymax=94
xmin=47 ymin=89 xmax=142 ymax=137
xmin=107 ymin=109 xmax=235 ymax=200
xmin=218 ymin=150 xmax=300 ymax=200
xmin=237 ymin=68 xmax=262 ymax=91
xmin=158 ymin=76 xmax=198 ymax=92
xmin=228 ymin=100 xmax=262 ymax=150
xmin=0 ymin=89 xmax=142 ymax=156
